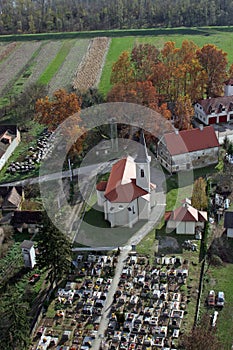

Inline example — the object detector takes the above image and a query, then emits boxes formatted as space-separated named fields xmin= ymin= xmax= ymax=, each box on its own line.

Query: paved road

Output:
xmin=0 ymin=162 xmax=113 ymax=187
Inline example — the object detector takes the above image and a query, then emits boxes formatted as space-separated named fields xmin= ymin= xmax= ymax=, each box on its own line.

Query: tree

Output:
xmin=196 ymin=44 xmax=228 ymax=97
xmin=0 ymin=291 xmax=30 ymax=350
xmin=174 ymin=95 xmax=194 ymax=130
xmin=35 ymin=88 xmax=84 ymax=156
xmin=107 ymin=80 xmax=160 ymax=110
xmin=175 ymin=40 xmax=207 ymax=102
xmin=35 ymin=88 xmax=81 ymax=130
xmin=191 ymin=177 xmax=208 ymax=210
xmin=12 ymin=82 xmax=48 ymax=126
xmin=131 ymin=43 xmax=160 ymax=81
xmin=77 ymin=87 xmax=105 ymax=109
xmin=36 ymin=214 xmax=72 ymax=283
xmin=110 ymin=51 xmax=135 ymax=85
xmin=181 ymin=313 xmax=223 ymax=350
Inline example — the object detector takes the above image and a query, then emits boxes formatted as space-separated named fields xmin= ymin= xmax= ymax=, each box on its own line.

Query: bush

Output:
xmin=209 ymin=254 xmax=223 ymax=267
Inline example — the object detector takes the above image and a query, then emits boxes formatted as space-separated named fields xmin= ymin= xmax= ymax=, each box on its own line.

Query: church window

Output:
xmin=141 ymin=169 xmax=144 ymax=177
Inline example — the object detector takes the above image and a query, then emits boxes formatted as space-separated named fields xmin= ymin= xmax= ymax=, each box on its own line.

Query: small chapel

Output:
xmin=96 ymin=131 xmax=156 ymax=228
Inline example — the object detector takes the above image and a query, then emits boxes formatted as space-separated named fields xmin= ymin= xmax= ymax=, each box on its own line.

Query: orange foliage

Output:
xmin=174 ymin=95 xmax=194 ymax=130
xmin=35 ymin=89 xmax=81 ymax=130
xmin=110 ymin=51 xmax=135 ymax=85
xmin=107 ymin=80 xmax=159 ymax=110
xmin=196 ymin=44 xmax=228 ymax=97
xmin=35 ymin=89 xmax=84 ymax=156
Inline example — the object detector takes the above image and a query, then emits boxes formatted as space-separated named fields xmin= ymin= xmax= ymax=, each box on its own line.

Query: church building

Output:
xmin=96 ymin=131 xmax=156 ymax=228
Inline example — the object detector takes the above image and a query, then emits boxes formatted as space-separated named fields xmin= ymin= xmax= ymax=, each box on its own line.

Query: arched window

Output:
xmin=141 ymin=169 xmax=144 ymax=177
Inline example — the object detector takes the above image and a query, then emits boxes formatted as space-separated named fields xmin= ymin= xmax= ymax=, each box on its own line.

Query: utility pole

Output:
xmin=110 ymin=118 xmax=118 ymax=153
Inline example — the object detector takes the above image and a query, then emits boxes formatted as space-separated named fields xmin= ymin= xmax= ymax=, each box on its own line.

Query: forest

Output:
xmin=1 ymin=0 xmax=233 ymax=35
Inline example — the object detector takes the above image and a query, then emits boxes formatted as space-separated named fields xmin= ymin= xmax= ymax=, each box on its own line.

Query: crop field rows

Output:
xmin=72 ymin=37 xmax=111 ymax=91
xmin=48 ymin=39 xmax=90 ymax=95
xmin=0 ymin=41 xmax=42 ymax=96
xmin=0 ymin=38 xmax=102 ymax=106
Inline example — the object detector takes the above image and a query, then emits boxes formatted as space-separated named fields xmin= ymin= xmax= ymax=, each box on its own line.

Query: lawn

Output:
xmin=99 ymin=29 xmax=233 ymax=95
xmin=201 ymin=263 xmax=233 ymax=349
xmin=77 ymin=201 xmax=145 ymax=247
xmin=0 ymin=121 xmax=44 ymax=184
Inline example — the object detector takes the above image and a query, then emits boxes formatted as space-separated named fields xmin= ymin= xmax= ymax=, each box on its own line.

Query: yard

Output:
xmin=201 ymin=262 xmax=233 ymax=349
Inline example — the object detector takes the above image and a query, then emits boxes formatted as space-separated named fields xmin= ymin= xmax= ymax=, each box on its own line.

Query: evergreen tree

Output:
xmin=36 ymin=214 xmax=72 ymax=283
xmin=0 ymin=291 xmax=30 ymax=350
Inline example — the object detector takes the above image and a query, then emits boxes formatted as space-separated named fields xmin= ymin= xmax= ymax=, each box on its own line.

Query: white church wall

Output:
xmin=138 ymin=197 xmax=150 ymax=220
xmin=96 ymin=190 xmax=105 ymax=206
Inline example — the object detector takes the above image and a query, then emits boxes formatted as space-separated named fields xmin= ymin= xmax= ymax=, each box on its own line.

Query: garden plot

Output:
xmin=0 ymin=42 xmax=18 ymax=62
xmin=48 ymin=39 xmax=90 ymax=95
xmin=0 ymin=41 xmax=42 ymax=96
xmin=24 ymin=40 xmax=63 ymax=88
xmin=72 ymin=37 xmax=110 ymax=91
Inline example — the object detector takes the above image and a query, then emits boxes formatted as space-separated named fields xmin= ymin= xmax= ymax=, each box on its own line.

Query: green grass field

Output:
xmin=99 ymin=29 xmax=233 ymax=95
xmin=202 ymin=263 xmax=233 ymax=349
xmin=38 ymin=40 xmax=74 ymax=85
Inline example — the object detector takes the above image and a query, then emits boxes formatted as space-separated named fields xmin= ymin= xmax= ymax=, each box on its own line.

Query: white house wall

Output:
xmin=195 ymin=103 xmax=233 ymax=125
xmin=176 ymin=221 xmax=195 ymax=234
xmin=158 ymin=146 xmax=218 ymax=173
xmin=227 ymin=228 xmax=233 ymax=238
xmin=0 ymin=134 xmax=20 ymax=170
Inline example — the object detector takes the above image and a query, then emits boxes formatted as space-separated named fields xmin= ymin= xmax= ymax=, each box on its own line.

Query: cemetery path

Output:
xmin=92 ymin=245 xmax=131 ymax=350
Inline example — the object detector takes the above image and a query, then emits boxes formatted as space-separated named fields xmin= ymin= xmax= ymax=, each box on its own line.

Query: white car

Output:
xmin=216 ymin=291 xmax=225 ymax=307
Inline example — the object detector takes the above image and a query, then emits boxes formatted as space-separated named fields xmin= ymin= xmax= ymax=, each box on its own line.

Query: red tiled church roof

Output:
xmin=163 ymin=126 xmax=219 ymax=156
xmin=96 ymin=158 xmax=148 ymax=203
xmin=104 ymin=158 xmax=148 ymax=203
xmin=96 ymin=181 xmax=108 ymax=191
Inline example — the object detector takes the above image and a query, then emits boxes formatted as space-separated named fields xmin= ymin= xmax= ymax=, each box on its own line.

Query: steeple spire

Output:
xmin=135 ymin=129 xmax=150 ymax=163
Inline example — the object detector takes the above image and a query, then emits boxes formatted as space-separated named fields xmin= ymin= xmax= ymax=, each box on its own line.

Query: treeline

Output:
xmin=1 ymin=0 xmax=233 ymax=35
xmin=106 ymin=40 xmax=232 ymax=130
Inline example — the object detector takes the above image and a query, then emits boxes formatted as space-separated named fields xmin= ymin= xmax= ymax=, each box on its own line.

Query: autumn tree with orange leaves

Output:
xmin=196 ymin=44 xmax=228 ymax=98
xmin=35 ymin=89 xmax=81 ymax=129
xmin=35 ymin=89 xmax=84 ymax=156
xmin=174 ymin=95 xmax=194 ymax=130
xmin=131 ymin=43 xmax=160 ymax=81
xmin=110 ymin=51 xmax=135 ymax=85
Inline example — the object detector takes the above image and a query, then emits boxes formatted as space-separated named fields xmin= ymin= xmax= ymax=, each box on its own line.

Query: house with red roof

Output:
xmin=157 ymin=125 xmax=219 ymax=173
xmin=96 ymin=131 xmax=156 ymax=228
xmin=195 ymin=79 xmax=233 ymax=125
xmin=165 ymin=201 xmax=207 ymax=234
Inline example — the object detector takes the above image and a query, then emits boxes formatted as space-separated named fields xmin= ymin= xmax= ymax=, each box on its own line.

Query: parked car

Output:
xmin=29 ymin=273 xmax=40 ymax=284
xmin=216 ymin=291 xmax=225 ymax=307
xmin=207 ymin=290 xmax=215 ymax=307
